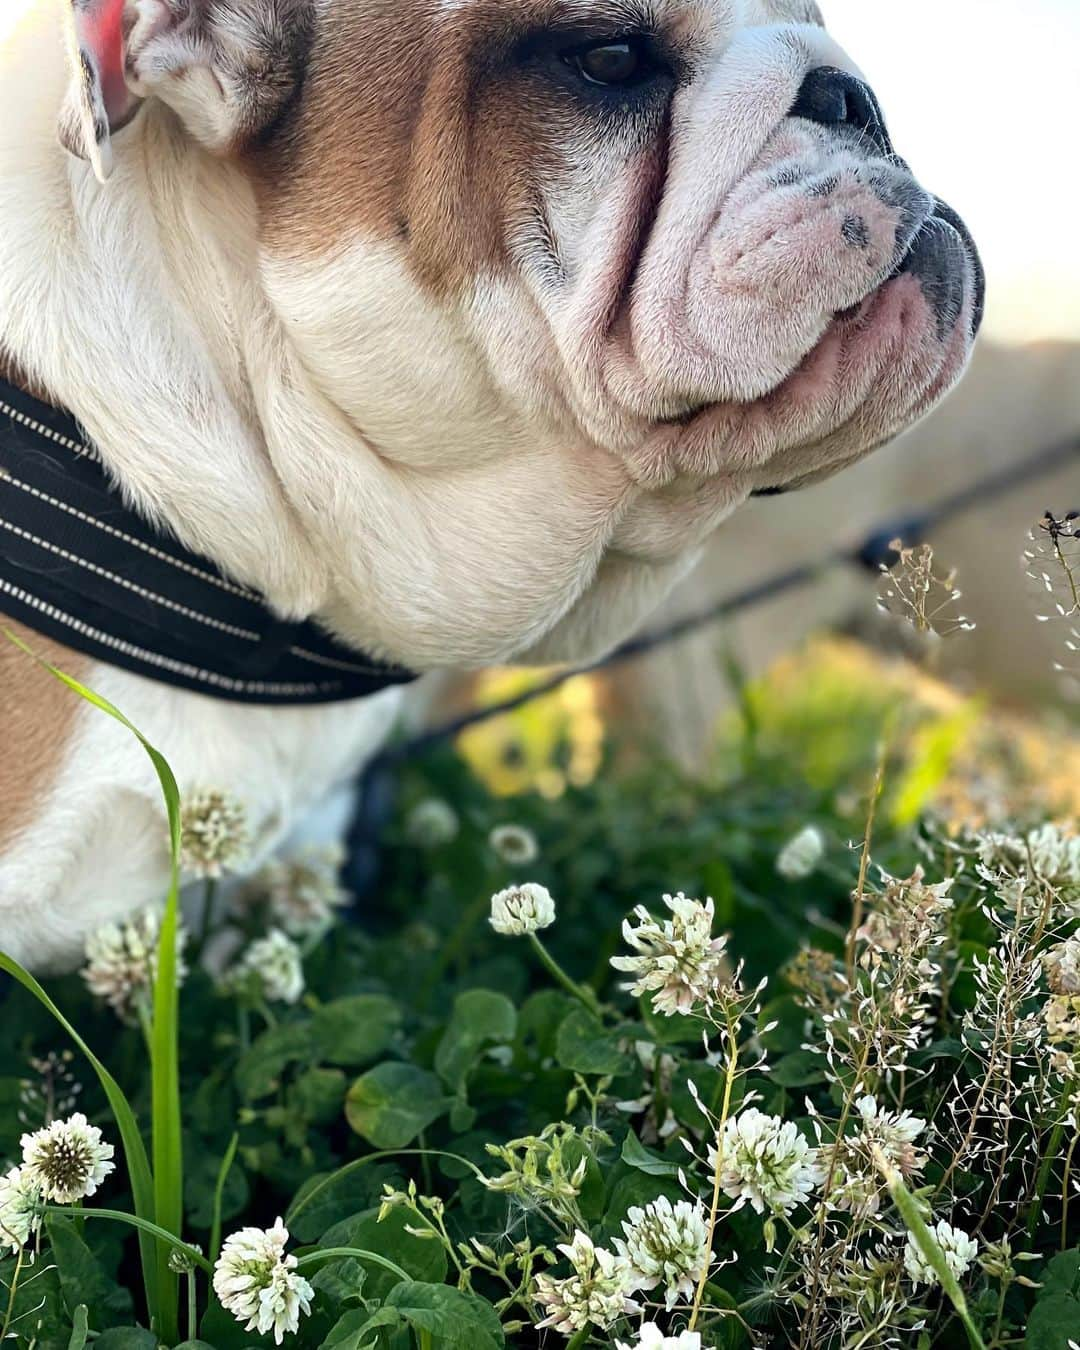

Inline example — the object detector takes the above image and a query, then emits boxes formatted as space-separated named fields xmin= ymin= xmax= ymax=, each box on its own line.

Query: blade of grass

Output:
xmin=209 ymin=1134 xmax=239 ymax=1264
xmin=872 ymin=1147 xmax=987 ymax=1350
xmin=0 ymin=954 xmax=158 ymax=1319
xmin=3 ymin=628 xmax=184 ymax=1338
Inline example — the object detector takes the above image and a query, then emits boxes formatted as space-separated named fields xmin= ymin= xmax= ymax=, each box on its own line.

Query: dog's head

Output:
xmin=59 ymin=0 xmax=983 ymax=663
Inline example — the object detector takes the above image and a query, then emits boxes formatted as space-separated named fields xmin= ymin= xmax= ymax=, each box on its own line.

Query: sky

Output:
xmin=5 ymin=0 xmax=1077 ymax=344
xmin=822 ymin=0 xmax=1080 ymax=344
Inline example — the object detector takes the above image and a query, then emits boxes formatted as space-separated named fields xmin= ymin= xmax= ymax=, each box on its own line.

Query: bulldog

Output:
xmin=0 ymin=0 xmax=983 ymax=971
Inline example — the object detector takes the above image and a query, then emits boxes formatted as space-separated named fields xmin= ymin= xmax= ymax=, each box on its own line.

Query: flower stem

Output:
xmin=0 ymin=1247 xmax=24 ymax=1342
xmin=528 ymin=934 xmax=602 ymax=1016
xmin=294 ymin=1247 xmax=410 ymax=1283
xmin=1026 ymin=1079 xmax=1075 ymax=1240
xmin=43 ymin=1206 xmax=212 ymax=1274
xmin=688 ymin=1017 xmax=739 ymax=1332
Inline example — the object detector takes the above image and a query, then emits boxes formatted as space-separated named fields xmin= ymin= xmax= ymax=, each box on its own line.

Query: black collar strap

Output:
xmin=0 ymin=379 xmax=416 ymax=705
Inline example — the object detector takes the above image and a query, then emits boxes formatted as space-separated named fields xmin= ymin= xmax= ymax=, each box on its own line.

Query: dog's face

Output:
xmin=61 ymin=0 xmax=983 ymax=664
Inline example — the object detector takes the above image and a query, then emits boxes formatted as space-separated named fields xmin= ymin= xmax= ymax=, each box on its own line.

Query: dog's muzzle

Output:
xmin=790 ymin=66 xmax=987 ymax=336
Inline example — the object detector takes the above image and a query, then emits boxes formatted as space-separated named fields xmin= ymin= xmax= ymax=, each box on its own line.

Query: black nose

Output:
xmin=790 ymin=67 xmax=893 ymax=156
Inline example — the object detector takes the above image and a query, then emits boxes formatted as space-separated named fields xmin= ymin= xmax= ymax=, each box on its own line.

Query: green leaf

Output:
xmin=319 ymin=1308 xmax=380 ymax=1350
xmin=92 ymin=1331 xmax=159 ymax=1350
xmin=435 ymin=991 xmax=517 ymax=1092
xmin=1026 ymin=1293 xmax=1080 ymax=1349
xmin=555 ymin=1006 xmax=631 ymax=1076
xmin=620 ymin=1132 xmax=681 ymax=1177
xmin=235 ymin=1022 xmax=316 ymax=1100
xmin=768 ymin=1049 xmax=827 ymax=1088
xmin=46 ymin=1215 xmax=133 ymax=1327
xmin=320 ymin=1207 xmax=447 ymax=1300
xmin=381 ymin=1282 xmax=505 ymax=1350
xmin=311 ymin=996 xmax=403 ymax=1068
xmin=1041 ymin=1249 xmax=1080 ymax=1298
xmin=345 ymin=1064 xmax=451 ymax=1149
xmin=310 ymin=1257 xmax=367 ymax=1307
xmin=185 ymin=1139 xmax=248 ymax=1231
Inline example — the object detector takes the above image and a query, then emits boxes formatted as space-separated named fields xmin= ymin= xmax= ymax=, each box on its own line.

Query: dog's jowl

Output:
xmin=0 ymin=0 xmax=983 ymax=970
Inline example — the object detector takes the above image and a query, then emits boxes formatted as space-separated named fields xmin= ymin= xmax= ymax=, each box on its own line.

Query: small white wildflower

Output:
xmin=904 ymin=1220 xmax=978 ymax=1288
xmin=20 ymin=1113 xmax=115 ymax=1204
xmin=0 ymin=1167 xmax=43 ymax=1253
xmin=615 ymin=1196 xmax=709 ymax=1309
xmin=617 ymin=1325 xmax=702 ymax=1350
xmin=247 ymin=846 xmax=350 ymax=937
xmin=489 ymin=824 xmax=540 ymax=866
xmin=406 ymin=798 xmax=459 ymax=847
xmin=776 ymin=826 xmax=826 ymax=881
xmin=710 ymin=1109 xmax=819 ymax=1216
xmin=213 ymin=1217 xmax=314 ymax=1346
xmin=228 ymin=929 xmax=305 ymax=1005
xmin=490 ymin=883 xmax=556 ymax=936
xmin=823 ymin=1097 xmax=928 ymax=1215
xmin=1046 ymin=936 xmax=1080 ymax=996
xmin=82 ymin=909 xmax=188 ymax=1024
xmin=533 ymin=1230 xmax=632 ymax=1335
xmin=612 ymin=894 xmax=728 ymax=1017
xmin=978 ymin=825 xmax=1080 ymax=890
xmin=180 ymin=788 xmax=249 ymax=879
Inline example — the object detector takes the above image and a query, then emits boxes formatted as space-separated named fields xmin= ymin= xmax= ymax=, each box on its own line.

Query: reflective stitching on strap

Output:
xmin=0 ymin=466 xmax=257 ymax=600
xmin=0 ymin=515 xmax=261 ymax=641
xmin=0 ymin=576 xmax=334 ymax=698
xmin=0 ymin=395 xmax=96 ymax=462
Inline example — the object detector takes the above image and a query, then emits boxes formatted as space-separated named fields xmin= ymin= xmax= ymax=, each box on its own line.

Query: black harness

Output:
xmin=0 ymin=379 xmax=416 ymax=705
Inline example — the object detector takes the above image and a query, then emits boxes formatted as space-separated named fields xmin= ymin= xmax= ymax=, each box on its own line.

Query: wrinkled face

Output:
xmin=62 ymin=0 xmax=983 ymax=666
xmin=251 ymin=0 xmax=983 ymax=495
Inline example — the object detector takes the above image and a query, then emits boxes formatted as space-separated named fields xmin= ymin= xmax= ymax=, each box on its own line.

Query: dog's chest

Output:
xmin=0 ymin=657 xmax=408 ymax=970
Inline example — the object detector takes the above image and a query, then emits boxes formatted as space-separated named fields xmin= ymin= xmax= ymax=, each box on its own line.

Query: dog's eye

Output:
xmin=564 ymin=36 xmax=659 ymax=88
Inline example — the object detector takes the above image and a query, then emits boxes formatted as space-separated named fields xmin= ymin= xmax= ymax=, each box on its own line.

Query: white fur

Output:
xmin=0 ymin=0 xmax=978 ymax=970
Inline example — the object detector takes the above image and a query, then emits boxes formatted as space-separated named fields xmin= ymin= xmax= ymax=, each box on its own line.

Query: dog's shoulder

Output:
xmin=0 ymin=620 xmax=92 ymax=854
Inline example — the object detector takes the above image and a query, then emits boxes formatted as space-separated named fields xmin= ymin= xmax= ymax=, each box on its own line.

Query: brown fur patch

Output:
xmin=254 ymin=0 xmax=618 ymax=293
xmin=0 ymin=621 xmax=90 ymax=854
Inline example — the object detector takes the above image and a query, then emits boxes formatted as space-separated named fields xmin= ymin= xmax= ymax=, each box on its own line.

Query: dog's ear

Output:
xmin=59 ymin=1 xmax=314 ymax=182
xmin=58 ymin=0 xmax=142 ymax=182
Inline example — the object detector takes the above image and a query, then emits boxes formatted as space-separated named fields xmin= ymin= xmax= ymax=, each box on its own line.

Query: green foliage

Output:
xmin=1 ymin=637 xmax=1078 ymax=1349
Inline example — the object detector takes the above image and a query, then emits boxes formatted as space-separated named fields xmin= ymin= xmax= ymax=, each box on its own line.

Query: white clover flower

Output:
xmin=213 ymin=1217 xmax=314 ymax=1346
xmin=20 ymin=1113 xmax=115 ymax=1204
xmin=245 ymin=845 xmax=351 ymax=937
xmin=1046 ymin=936 xmax=1080 ymax=996
xmin=612 ymin=894 xmax=728 ymax=1017
xmin=709 ymin=1109 xmax=819 ymax=1216
xmin=490 ymin=883 xmax=556 ymax=936
xmin=227 ymin=929 xmax=305 ymax=1005
xmin=822 ymin=1097 xmax=928 ymax=1215
xmin=0 ymin=1167 xmax=43 ymax=1253
xmin=533 ymin=1230 xmax=632 ymax=1335
xmin=180 ymin=788 xmax=250 ymax=879
xmin=615 ymin=1196 xmax=709 ymax=1309
xmin=978 ymin=825 xmax=1080 ymax=890
xmin=489 ymin=824 xmax=540 ymax=866
xmin=776 ymin=826 xmax=826 ymax=881
xmin=82 ymin=909 xmax=188 ymax=1024
xmin=406 ymin=798 xmax=459 ymax=847
xmin=903 ymin=1220 xmax=978 ymax=1288
xmin=617 ymin=1325 xmax=702 ymax=1350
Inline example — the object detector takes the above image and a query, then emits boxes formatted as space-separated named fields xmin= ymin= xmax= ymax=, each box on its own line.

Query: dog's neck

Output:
xmin=0 ymin=3 xmax=717 ymax=673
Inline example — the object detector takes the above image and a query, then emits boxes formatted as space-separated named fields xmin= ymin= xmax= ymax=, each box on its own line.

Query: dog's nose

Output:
xmin=790 ymin=68 xmax=893 ymax=156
